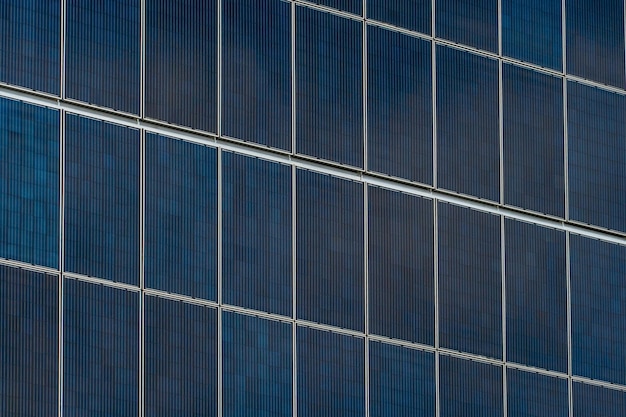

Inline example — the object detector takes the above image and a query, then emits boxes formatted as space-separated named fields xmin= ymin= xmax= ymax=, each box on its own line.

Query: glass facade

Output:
xmin=2 ymin=1 xmax=626 ymax=416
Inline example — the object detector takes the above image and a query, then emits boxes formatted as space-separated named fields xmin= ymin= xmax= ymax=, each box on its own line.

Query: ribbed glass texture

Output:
xmin=436 ymin=0 xmax=498 ymax=52
xmin=0 ymin=98 xmax=59 ymax=268
xmin=306 ymin=0 xmax=362 ymax=15
xmin=367 ymin=0 xmax=431 ymax=33
xmin=145 ymin=134 xmax=217 ymax=300
xmin=573 ymin=382 xmax=626 ymax=417
xmin=507 ymin=369 xmax=568 ymax=417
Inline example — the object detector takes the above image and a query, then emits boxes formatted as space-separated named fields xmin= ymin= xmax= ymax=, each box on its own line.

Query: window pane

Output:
xmin=436 ymin=0 xmax=498 ymax=52
xmin=507 ymin=369 xmax=568 ymax=417
xmin=306 ymin=0 xmax=362 ymax=15
xmin=367 ymin=0 xmax=431 ymax=33
xmin=573 ymin=382 xmax=626 ymax=417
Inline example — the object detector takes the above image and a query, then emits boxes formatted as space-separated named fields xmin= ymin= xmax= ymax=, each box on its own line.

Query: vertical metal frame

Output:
xmin=217 ymin=147 xmax=223 ymax=417
xmin=291 ymin=163 xmax=298 ymax=417
xmin=433 ymin=199 xmax=440 ymax=417
xmin=363 ymin=183 xmax=370 ymax=417
xmin=138 ymin=128 xmax=146 ymax=417
xmin=500 ymin=215 xmax=507 ymax=417
xmin=58 ymin=108 xmax=65 ymax=417
xmin=566 ymin=232 xmax=574 ymax=417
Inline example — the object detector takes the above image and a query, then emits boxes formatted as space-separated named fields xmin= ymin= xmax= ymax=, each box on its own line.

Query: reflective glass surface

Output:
xmin=436 ymin=0 xmax=498 ymax=52
xmin=367 ymin=26 xmax=432 ymax=184
xmin=507 ymin=369 xmax=568 ymax=417
xmin=306 ymin=0 xmax=362 ymax=15
xmin=573 ymin=382 xmax=626 ymax=417
xmin=223 ymin=0 xmax=291 ymax=150
xmin=223 ymin=152 xmax=292 ymax=316
xmin=367 ymin=0 xmax=431 ymax=33
xmin=145 ymin=134 xmax=217 ymax=300
xmin=0 ymin=98 xmax=59 ymax=268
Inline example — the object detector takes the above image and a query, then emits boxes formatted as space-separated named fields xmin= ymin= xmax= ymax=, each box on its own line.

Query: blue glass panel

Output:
xmin=63 ymin=279 xmax=138 ymax=417
xmin=440 ymin=356 xmax=503 ymax=417
xmin=146 ymin=0 xmax=216 ymax=131
xmin=306 ymin=0 xmax=362 ymax=15
xmin=223 ymin=312 xmax=292 ymax=417
xmin=573 ymin=382 xmax=626 ymax=417
xmin=437 ymin=46 xmax=499 ymax=201
xmin=223 ymin=152 xmax=292 ymax=316
xmin=505 ymin=219 xmax=567 ymax=372
xmin=64 ymin=114 xmax=139 ymax=284
xmin=0 ymin=0 xmax=60 ymax=94
xmin=368 ymin=186 xmax=434 ymax=344
xmin=436 ymin=0 xmax=498 ymax=52
xmin=571 ymin=234 xmax=626 ymax=385
xmin=145 ymin=296 xmax=217 ymax=417
xmin=502 ymin=0 xmax=562 ymax=70
xmin=66 ymin=0 xmax=139 ymax=113
xmin=568 ymin=81 xmax=626 ymax=233
xmin=503 ymin=64 xmax=564 ymax=217
xmin=507 ymin=369 xmax=568 ymax=417
xmin=566 ymin=0 xmax=625 ymax=88
xmin=367 ymin=26 xmax=432 ymax=184
xmin=296 ymin=169 xmax=364 ymax=331
xmin=369 ymin=341 xmax=435 ymax=417
xmin=145 ymin=134 xmax=217 ymax=300
xmin=223 ymin=0 xmax=291 ymax=150
xmin=367 ymin=0 xmax=431 ymax=33
xmin=296 ymin=6 xmax=363 ymax=168
xmin=438 ymin=203 xmax=502 ymax=359
xmin=0 ymin=266 xmax=58 ymax=417
xmin=297 ymin=326 xmax=365 ymax=417
xmin=0 ymin=98 xmax=59 ymax=268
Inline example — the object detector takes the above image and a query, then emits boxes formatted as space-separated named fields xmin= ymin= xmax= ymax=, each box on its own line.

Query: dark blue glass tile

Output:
xmin=145 ymin=134 xmax=217 ymax=300
xmin=503 ymin=64 xmax=564 ymax=217
xmin=64 ymin=114 xmax=139 ymax=284
xmin=0 ymin=266 xmax=58 ymax=417
xmin=0 ymin=0 xmax=60 ymax=94
xmin=145 ymin=296 xmax=217 ymax=417
xmin=223 ymin=312 xmax=292 ymax=417
xmin=223 ymin=0 xmax=291 ymax=150
xmin=306 ymin=0 xmax=362 ymax=15
xmin=63 ymin=279 xmax=138 ymax=417
xmin=573 ymin=382 xmax=626 ymax=417
xmin=571 ymin=234 xmax=626 ymax=385
xmin=437 ymin=46 xmax=499 ymax=201
xmin=368 ymin=186 xmax=434 ymax=344
xmin=0 ymin=98 xmax=59 ymax=268
xmin=440 ymin=356 xmax=503 ymax=417
xmin=297 ymin=326 xmax=365 ymax=417
xmin=568 ymin=81 xmax=626 ymax=233
xmin=66 ymin=0 xmax=139 ymax=113
xmin=367 ymin=0 xmax=431 ymax=33
xmin=223 ymin=152 xmax=292 ymax=316
xmin=296 ymin=169 xmax=364 ymax=331
xmin=369 ymin=341 xmax=435 ymax=417
xmin=146 ymin=0 xmax=216 ymax=131
xmin=505 ymin=220 xmax=567 ymax=372
xmin=502 ymin=0 xmax=562 ymax=70
xmin=566 ymin=0 xmax=625 ymax=88
xmin=436 ymin=0 xmax=498 ymax=52
xmin=367 ymin=26 xmax=432 ymax=184
xmin=438 ymin=203 xmax=502 ymax=359
xmin=507 ymin=369 xmax=568 ymax=417
xmin=296 ymin=6 xmax=363 ymax=168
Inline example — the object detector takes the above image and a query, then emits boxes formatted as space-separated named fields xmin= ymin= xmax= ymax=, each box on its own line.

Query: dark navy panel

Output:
xmin=223 ymin=312 xmax=292 ymax=417
xmin=437 ymin=46 xmax=499 ymax=201
xmin=63 ymin=279 xmax=138 ymax=417
xmin=568 ymin=81 xmax=626 ymax=233
xmin=566 ymin=0 xmax=625 ymax=88
xmin=296 ymin=6 xmax=363 ymax=168
xmin=64 ymin=114 xmax=139 ymax=284
xmin=440 ymin=356 xmax=503 ymax=417
xmin=0 ymin=0 xmax=60 ymax=94
xmin=223 ymin=0 xmax=291 ymax=150
xmin=145 ymin=296 xmax=217 ymax=417
xmin=368 ymin=186 xmax=434 ymax=345
xmin=223 ymin=152 xmax=292 ymax=316
xmin=306 ymin=0 xmax=362 ymax=15
xmin=502 ymin=0 xmax=562 ymax=70
xmin=436 ymin=0 xmax=498 ymax=52
xmin=438 ymin=203 xmax=502 ymax=359
xmin=505 ymin=220 xmax=567 ymax=372
xmin=0 ymin=98 xmax=59 ymax=268
xmin=146 ymin=0 xmax=216 ymax=131
xmin=507 ymin=369 xmax=568 ymax=417
xmin=145 ymin=134 xmax=217 ymax=300
xmin=0 ymin=266 xmax=58 ymax=417
xmin=297 ymin=326 xmax=365 ymax=417
xmin=367 ymin=26 xmax=432 ymax=184
xmin=503 ymin=64 xmax=564 ymax=217
xmin=571 ymin=234 xmax=626 ymax=385
xmin=369 ymin=341 xmax=435 ymax=417
xmin=573 ymin=382 xmax=626 ymax=417
xmin=296 ymin=170 xmax=364 ymax=331
xmin=367 ymin=0 xmax=431 ymax=33
xmin=66 ymin=0 xmax=139 ymax=113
